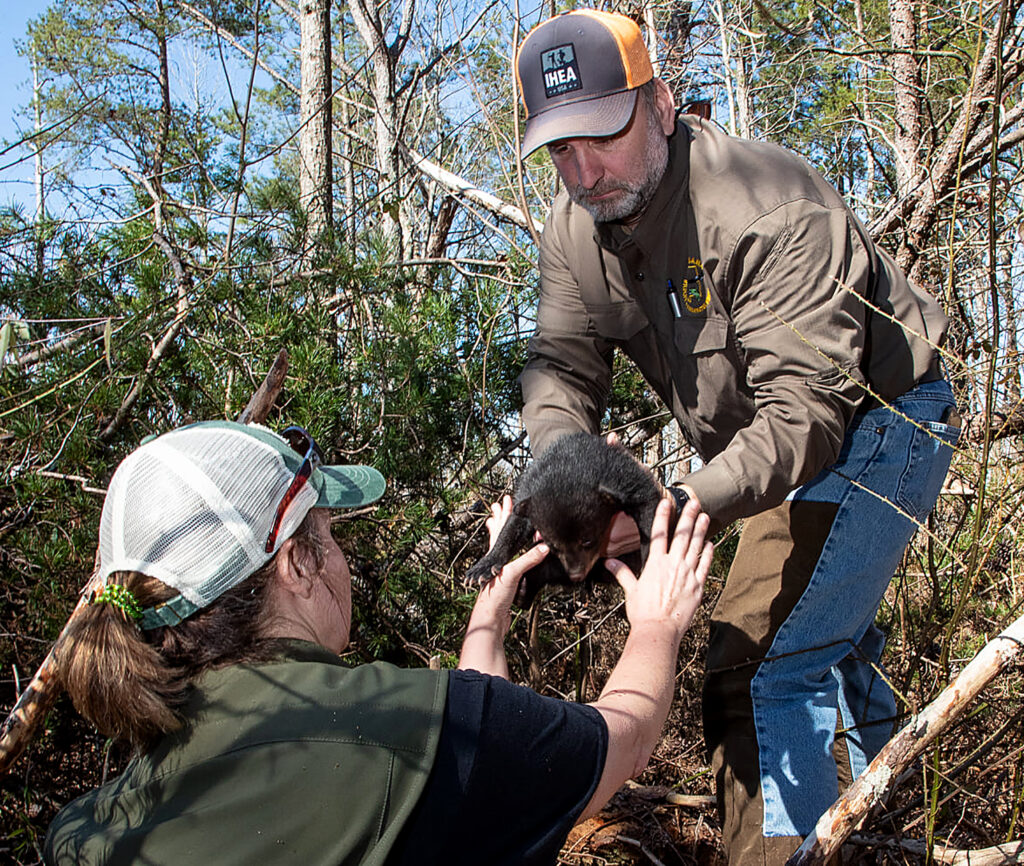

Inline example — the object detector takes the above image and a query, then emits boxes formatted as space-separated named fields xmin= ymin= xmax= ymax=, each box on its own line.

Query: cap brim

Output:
xmin=521 ymin=89 xmax=638 ymax=158
xmin=315 ymin=464 xmax=386 ymax=509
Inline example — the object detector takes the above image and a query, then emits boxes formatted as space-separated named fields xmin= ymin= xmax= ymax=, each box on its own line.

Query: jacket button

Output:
xmin=635 ymin=272 xmax=645 ymax=281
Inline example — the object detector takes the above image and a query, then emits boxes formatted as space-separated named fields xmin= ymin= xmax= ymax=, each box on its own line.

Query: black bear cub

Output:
xmin=467 ymin=432 xmax=674 ymax=607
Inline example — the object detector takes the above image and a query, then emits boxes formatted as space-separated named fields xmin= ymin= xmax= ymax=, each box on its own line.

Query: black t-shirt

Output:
xmin=389 ymin=669 xmax=608 ymax=866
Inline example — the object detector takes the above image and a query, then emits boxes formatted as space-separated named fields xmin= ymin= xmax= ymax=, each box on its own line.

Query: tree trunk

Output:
xmin=299 ymin=0 xmax=333 ymax=261
xmin=32 ymin=59 xmax=45 ymax=286
xmin=349 ymin=0 xmax=413 ymax=256
xmin=852 ymin=0 xmax=877 ymax=211
xmin=152 ymin=0 xmax=172 ymax=204
xmin=888 ymin=0 xmax=922 ymax=199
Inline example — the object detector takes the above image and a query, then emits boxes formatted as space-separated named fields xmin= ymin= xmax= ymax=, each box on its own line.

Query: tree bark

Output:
xmin=299 ymin=0 xmax=333 ymax=261
xmin=888 ymin=0 xmax=922 ymax=199
xmin=870 ymin=4 xmax=1024 ymax=278
xmin=349 ymin=0 xmax=413 ymax=255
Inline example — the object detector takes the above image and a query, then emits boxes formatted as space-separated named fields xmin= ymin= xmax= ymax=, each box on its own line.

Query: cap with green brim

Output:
xmin=96 ymin=420 xmax=385 ymax=629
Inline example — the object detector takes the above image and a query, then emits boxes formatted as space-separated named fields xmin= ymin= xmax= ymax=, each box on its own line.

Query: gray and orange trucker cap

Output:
xmin=516 ymin=9 xmax=654 ymax=157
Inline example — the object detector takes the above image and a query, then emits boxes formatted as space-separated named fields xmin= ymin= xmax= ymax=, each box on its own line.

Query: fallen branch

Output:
xmin=34 ymin=470 xmax=107 ymax=496
xmin=849 ymin=834 xmax=1024 ymax=865
xmin=403 ymin=144 xmax=540 ymax=232
xmin=788 ymin=610 xmax=1024 ymax=865
xmin=15 ymin=322 xmax=108 ymax=371
xmin=0 ymin=352 xmax=289 ymax=777
xmin=624 ymin=781 xmax=717 ymax=809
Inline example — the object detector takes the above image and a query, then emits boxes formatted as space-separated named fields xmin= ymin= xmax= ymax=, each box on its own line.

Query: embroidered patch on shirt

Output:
xmin=683 ymin=258 xmax=709 ymax=314
xmin=541 ymin=44 xmax=582 ymax=98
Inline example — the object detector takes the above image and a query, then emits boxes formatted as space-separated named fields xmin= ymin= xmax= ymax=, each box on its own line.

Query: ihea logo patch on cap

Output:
xmin=541 ymin=44 xmax=582 ymax=98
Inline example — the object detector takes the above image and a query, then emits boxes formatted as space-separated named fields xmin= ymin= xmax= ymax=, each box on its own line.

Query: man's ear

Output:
xmin=653 ymin=78 xmax=676 ymax=135
xmin=273 ymin=536 xmax=317 ymax=600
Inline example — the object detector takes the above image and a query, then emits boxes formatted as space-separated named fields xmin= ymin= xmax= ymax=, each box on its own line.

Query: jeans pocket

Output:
xmin=895 ymin=420 xmax=959 ymax=520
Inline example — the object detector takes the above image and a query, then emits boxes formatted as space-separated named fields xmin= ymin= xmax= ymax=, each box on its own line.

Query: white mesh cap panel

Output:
xmin=98 ymin=425 xmax=319 ymax=607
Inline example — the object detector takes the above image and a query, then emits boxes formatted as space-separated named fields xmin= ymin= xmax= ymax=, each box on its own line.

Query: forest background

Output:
xmin=1 ymin=0 xmax=1023 ymax=863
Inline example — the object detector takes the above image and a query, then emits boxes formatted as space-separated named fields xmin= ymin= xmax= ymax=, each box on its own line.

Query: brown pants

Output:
xmin=703 ymin=501 xmax=848 ymax=866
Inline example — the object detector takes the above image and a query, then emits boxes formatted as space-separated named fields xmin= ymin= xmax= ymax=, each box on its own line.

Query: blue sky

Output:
xmin=0 ymin=0 xmax=49 ymax=209
xmin=0 ymin=0 xmax=255 ymax=214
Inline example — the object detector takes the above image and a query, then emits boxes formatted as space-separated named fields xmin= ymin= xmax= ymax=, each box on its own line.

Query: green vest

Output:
xmin=45 ymin=640 xmax=448 ymax=866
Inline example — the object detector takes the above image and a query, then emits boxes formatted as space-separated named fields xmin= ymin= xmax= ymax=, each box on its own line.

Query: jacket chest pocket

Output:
xmin=587 ymin=301 xmax=650 ymax=341
xmin=672 ymin=313 xmax=730 ymax=356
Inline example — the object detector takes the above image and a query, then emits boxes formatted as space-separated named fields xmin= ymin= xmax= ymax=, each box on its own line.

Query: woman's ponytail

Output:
xmin=57 ymin=573 xmax=185 ymax=749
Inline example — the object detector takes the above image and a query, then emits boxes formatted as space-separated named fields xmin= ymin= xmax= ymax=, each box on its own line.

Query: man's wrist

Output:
xmin=668 ymin=486 xmax=690 ymax=512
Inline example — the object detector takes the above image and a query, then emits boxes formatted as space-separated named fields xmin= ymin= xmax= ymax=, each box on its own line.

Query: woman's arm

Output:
xmin=581 ymin=497 xmax=712 ymax=820
xmin=457 ymin=496 xmax=548 ymax=678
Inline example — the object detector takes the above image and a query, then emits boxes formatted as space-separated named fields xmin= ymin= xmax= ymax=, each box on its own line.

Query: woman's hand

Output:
xmin=605 ymin=497 xmax=711 ymax=638
xmin=459 ymin=497 xmax=549 ymax=678
xmin=580 ymin=496 xmax=712 ymax=821
xmin=599 ymin=432 xmax=702 ymax=559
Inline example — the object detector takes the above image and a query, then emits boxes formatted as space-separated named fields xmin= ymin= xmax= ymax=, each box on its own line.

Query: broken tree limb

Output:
xmin=849 ymin=834 xmax=1024 ymax=865
xmin=788 ymin=611 xmax=1024 ymax=865
xmin=237 ymin=349 xmax=289 ymax=425
xmin=15 ymin=321 xmax=108 ymax=371
xmin=402 ymin=144 xmax=540 ymax=232
xmin=0 ymin=351 xmax=289 ymax=777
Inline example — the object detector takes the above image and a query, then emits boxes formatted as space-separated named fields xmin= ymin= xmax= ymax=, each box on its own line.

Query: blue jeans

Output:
xmin=758 ymin=379 xmax=959 ymax=834
xmin=703 ymin=379 xmax=959 ymax=855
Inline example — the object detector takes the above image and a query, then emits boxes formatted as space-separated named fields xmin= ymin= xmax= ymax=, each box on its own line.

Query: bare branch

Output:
xmin=403 ymin=144 xmax=540 ymax=232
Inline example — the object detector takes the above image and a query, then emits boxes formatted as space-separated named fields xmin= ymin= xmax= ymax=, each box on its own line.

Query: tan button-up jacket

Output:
xmin=521 ymin=117 xmax=947 ymax=525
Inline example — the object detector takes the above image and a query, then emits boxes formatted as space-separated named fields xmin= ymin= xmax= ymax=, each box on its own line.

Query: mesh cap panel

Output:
xmin=100 ymin=425 xmax=320 ymax=607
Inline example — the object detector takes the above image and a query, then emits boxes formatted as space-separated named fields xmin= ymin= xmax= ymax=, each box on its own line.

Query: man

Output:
xmin=514 ymin=9 xmax=959 ymax=864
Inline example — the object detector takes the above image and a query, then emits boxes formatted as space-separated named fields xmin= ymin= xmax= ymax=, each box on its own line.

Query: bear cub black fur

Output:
xmin=467 ymin=432 xmax=674 ymax=607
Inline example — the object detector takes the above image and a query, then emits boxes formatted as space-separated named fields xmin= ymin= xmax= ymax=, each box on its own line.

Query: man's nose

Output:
xmin=572 ymin=147 xmax=604 ymax=189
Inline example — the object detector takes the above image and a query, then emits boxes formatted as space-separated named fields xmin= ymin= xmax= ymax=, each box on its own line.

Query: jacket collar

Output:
xmin=595 ymin=119 xmax=691 ymax=255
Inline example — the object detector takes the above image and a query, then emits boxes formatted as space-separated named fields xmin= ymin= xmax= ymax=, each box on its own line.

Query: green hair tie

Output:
xmin=92 ymin=584 xmax=143 ymax=621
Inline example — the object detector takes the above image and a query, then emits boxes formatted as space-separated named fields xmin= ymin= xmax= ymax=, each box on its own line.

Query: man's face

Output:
xmin=546 ymin=85 xmax=673 ymax=224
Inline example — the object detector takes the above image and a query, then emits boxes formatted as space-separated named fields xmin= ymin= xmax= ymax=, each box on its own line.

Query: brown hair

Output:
xmin=57 ymin=510 xmax=329 ymax=750
xmin=636 ymin=78 xmax=660 ymax=115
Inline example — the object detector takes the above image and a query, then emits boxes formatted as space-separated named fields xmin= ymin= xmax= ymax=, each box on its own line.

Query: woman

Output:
xmin=45 ymin=420 xmax=711 ymax=865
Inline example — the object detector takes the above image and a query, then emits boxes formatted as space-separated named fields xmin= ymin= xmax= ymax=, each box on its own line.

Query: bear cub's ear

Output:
xmin=596 ymin=484 xmax=623 ymax=508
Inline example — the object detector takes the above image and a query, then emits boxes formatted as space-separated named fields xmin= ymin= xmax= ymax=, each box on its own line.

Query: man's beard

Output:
xmin=568 ymin=119 xmax=669 ymax=223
